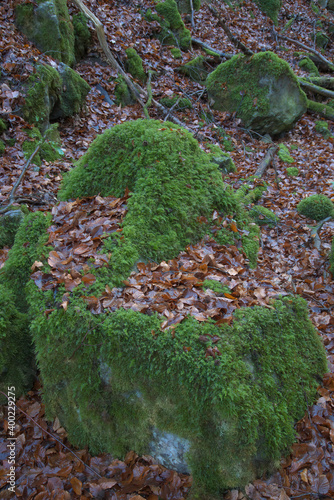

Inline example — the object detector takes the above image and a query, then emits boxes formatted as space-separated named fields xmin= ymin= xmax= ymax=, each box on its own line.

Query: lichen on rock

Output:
xmin=206 ymin=51 xmax=307 ymax=136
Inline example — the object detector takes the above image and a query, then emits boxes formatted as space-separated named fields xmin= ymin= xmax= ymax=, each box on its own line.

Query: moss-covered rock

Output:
xmin=249 ymin=205 xmax=279 ymax=227
xmin=298 ymin=57 xmax=320 ymax=76
xmin=0 ymin=210 xmax=25 ymax=249
xmin=208 ymin=144 xmax=236 ymax=173
xmin=206 ymin=51 xmax=307 ymax=136
xmin=315 ymin=120 xmax=333 ymax=139
xmin=22 ymin=126 xmax=62 ymax=166
xmin=314 ymin=31 xmax=329 ymax=49
xmin=278 ymin=144 xmax=294 ymax=163
xmin=0 ymin=211 xmax=51 ymax=401
xmin=146 ymin=0 xmax=191 ymax=50
xmin=22 ymin=63 xmax=90 ymax=130
xmin=28 ymin=285 xmax=327 ymax=495
xmin=252 ymin=0 xmax=281 ymax=24
xmin=159 ymin=95 xmax=192 ymax=110
xmin=176 ymin=55 xmax=209 ymax=83
xmin=15 ymin=0 xmax=75 ymax=67
xmin=170 ymin=47 xmax=182 ymax=58
xmin=297 ymin=194 xmax=334 ymax=221
xmin=73 ymin=12 xmax=91 ymax=61
xmin=286 ymin=167 xmax=299 ymax=176
xmin=125 ymin=48 xmax=147 ymax=83
xmin=59 ymin=119 xmax=240 ymax=264
xmin=50 ymin=63 xmax=90 ymax=120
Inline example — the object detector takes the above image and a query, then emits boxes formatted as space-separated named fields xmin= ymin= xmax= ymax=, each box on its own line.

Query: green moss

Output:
xmin=235 ymin=182 xmax=268 ymax=205
xmin=315 ymin=32 xmax=329 ymax=49
xmin=214 ymin=226 xmax=236 ymax=246
xmin=23 ymin=64 xmax=61 ymax=130
xmin=0 ymin=140 xmax=5 ymax=155
xmin=72 ymin=12 xmax=91 ymax=61
xmin=202 ymin=279 xmax=231 ymax=294
xmin=59 ymin=119 xmax=239 ymax=265
xmin=28 ymin=288 xmax=327 ymax=494
xmin=298 ymin=57 xmax=320 ymax=76
xmin=249 ymin=205 xmax=279 ymax=227
xmin=241 ymin=223 xmax=260 ymax=268
xmin=22 ymin=126 xmax=62 ymax=165
xmin=170 ymin=47 xmax=182 ymax=58
xmin=315 ymin=120 xmax=332 ymax=139
xmin=206 ymin=51 xmax=307 ymax=135
xmin=286 ymin=167 xmax=299 ymax=176
xmin=278 ymin=144 xmax=294 ymax=163
xmin=297 ymin=194 xmax=334 ymax=221
xmin=0 ymin=118 xmax=7 ymax=134
xmin=125 ymin=48 xmax=147 ymax=83
xmin=53 ymin=64 xmax=90 ymax=119
xmin=175 ymin=0 xmax=200 ymax=14
xmin=176 ymin=55 xmax=209 ymax=83
xmin=307 ymin=99 xmax=334 ymax=121
xmin=208 ymin=144 xmax=236 ymax=173
xmin=252 ymin=0 xmax=281 ymax=24
xmin=150 ymin=0 xmax=192 ymax=50
xmin=330 ymin=236 xmax=334 ymax=276
xmin=0 ymin=209 xmax=24 ymax=249
xmin=159 ymin=95 xmax=192 ymax=110
xmin=15 ymin=0 xmax=75 ymax=66
xmin=115 ymin=75 xmax=136 ymax=107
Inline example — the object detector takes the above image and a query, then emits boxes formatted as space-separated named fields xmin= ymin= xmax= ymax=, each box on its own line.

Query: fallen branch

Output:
xmin=305 ymin=76 xmax=334 ymax=91
xmin=208 ymin=4 xmax=254 ymax=56
xmin=307 ymin=99 xmax=334 ymax=121
xmin=0 ymin=144 xmax=41 ymax=214
xmin=254 ymin=145 xmax=279 ymax=178
xmin=277 ymin=33 xmax=334 ymax=69
xmin=71 ymin=0 xmax=192 ymax=131
xmin=310 ymin=216 xmax=333 ymax=251
xmin=191 ymin=38 xmax=232 ymax=59
xmin=189 ymin=0 xmax=195 ymax=29
xmin=298 ymin=78 xmax=334 ymax=99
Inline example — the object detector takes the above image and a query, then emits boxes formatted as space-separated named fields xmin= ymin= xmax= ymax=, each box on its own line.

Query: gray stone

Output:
xmin=148 ymin=428 xmax=191 ymax=474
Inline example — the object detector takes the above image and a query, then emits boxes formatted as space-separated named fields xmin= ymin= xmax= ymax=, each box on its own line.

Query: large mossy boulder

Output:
xmin=22 ymin=63 xmax=90 ymax=131
xmin=252 ymin=0 xmax=280 ymax=24
xmin=146 ymin=0 xmax=191 ymax=50
xmin=206 ymin=51 xmax=307 ymax=136
xmin=15 ymin=0 xmax=75 ymax=67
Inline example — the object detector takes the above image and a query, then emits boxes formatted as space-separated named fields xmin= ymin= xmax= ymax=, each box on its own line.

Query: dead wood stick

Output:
xmin=310 ymin=216 xmax=333 ymax=251
xmin=189 ymin=0 xmax=195 ymax=28
xmin=298 ymin=78 xmax=334 ymax=99
xmin=71 ymin=0 xmax=192 ymax=131
xmin=306 ymin=76 xmax=334 ymax=91
xmin=277 ymin=33 xmax=334 ymax=68
xmin=191 ymin=38 xmax=232 ymax=59
xmin=307 ymin=99 xmax=334 ymax=121
xmin=254 ymin=145 xmax=279 ymax=178
xmin=0 ymin=144 xmax=41 ymax=214
xmin=208 ymin=4 xmax=254 ymax=56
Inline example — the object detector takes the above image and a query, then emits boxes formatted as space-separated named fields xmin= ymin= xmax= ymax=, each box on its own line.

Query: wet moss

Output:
xmin=278 ymin=144 xmax=294 ymax=163
xmin=125 ymin=48 xmax=147 ymax=83
xmin=297 ymin=194 xmax=334 ymax=221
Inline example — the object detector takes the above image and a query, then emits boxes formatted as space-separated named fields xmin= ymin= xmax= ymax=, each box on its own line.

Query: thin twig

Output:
xmin=0 ymin=144 xmax=41 ymax=214
xmin=0 ymin=390 xmax=102 ymax=479
xmin=276 ymin=32 xmax=334 ymax=68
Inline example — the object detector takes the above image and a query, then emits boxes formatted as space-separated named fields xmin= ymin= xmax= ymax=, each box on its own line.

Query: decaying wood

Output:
xmin=191 ymin=38 xmax=232 ymax=59
xmin=254 ymin=145 xmax=279 ymax=178
xmin=310 ymin=217 xmax=333 ymax=251
xmin=298 ymin=78 xmax=334 ymax=99
xmin=277 ymin=33 xmax=334 ymax=69
xmin=0 ymin=144 xmax=41 ymax=214
xmin=307 ymin=99 xmax=334 ymax=121
xmin=306 ymin=76 xmax=334 ymax=91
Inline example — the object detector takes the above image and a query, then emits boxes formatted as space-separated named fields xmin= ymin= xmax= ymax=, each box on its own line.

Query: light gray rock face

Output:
xmin=148 ymin=429 xmax=191 ymax=474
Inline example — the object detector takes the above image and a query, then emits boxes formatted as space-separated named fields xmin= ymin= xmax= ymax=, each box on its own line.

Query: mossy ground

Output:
xmin=146 ymin=0 xmax=191 ymax=50
xmin=286 ymin=167 xmax=299 ymax=176
xmin=252 ymin=0 xmax=280 ymax=24
xmin=278 ymin=144 xmax=295 ymax=163
xmin=125 ymin=48 xmax=147 ymax=83
xmin=297 ymin=194 xmax=334 ymax=221
xmin=22 ymin=126 xmax=62 ymax=166
xmin=177 ymin=56 xmax=209 ymax=83
xmin=159 ymin=95 xmax=192 ymax=110
xmin=249 ymin=205 xmax=279 ymax=227
xmin=315 ymin=120 xmax=332 ymax=139
xmin=0 ymin=209 xmax=24 ymax=249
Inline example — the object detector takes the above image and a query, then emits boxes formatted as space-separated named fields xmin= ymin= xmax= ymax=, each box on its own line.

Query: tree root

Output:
xmin=307 ymin=99 xmax=334 ymax=121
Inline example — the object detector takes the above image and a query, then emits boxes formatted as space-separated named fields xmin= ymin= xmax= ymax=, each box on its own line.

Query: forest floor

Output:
xmin=1 ymin=0 xmax=334 ymax=498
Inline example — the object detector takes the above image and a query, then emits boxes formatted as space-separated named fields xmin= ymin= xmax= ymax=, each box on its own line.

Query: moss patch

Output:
xmin=297 ymin=194 xmax=334 ymax=221
xmin=170 ymin=47 xmax=182 ymax=58
xmin=125 ymin=48 xmax=147 ymax=83
xmin=176 ymin=55 xmax=209 ymax=83
xmin=50 ymin=63 xmax=90 ymax=120
xmin=298 ymin=57 xmax=320 ymax=76
xmin=0 ymin=209 xmax=25 ymax=249
xmin=249 ymin=205 xmax=279 ymax=227
xmin=278 ymin=144 xmax=294 ymax=163
xmin=315 ymin=120 xmax=332 ymax=139
xmin=115 ymin=76 xmax=136 ymax=107
xmin=286 ymin=167 xmax=299 ymax=176
xmin=201 ymin=279 xmax=231 ymax=294
xmin=146 ymin=0 xmax=191 ymax=50
xmin=252 ymin=0 xmax=281 ymax=24
xmin=22 ymin=126 xmax=62 ymax=166
xmin=159 ymin=95 xmax=192 ymax=110
xmin=0 ymin=118 xmax=7 ymax=134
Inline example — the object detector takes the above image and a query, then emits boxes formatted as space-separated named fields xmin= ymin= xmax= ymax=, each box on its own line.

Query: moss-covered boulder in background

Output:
xmin=73 ymin=12 xmax=91 ymax=61
xmin=206 ymin=51 xmax=307 ymax=136
xmin=22 ymin=126 xmax=62 ymax=166
xmin=298 ymin=57 xmax=320 ymax=76
xmin=252 ymin=0 xmax=281 ymax=24
xmin=115 ymin=75 xmax=136 ymax=107
xmin=15 ymin=0 xmax=75 ymax=67
xmin=146 ymin=0 xmax=191 ymax=50
xmin=297 ymin=194 xmax=334 ymax=221
xmin=22 ymin=63 xmax=90 ymax=130
xmin=176 ymin=55 xmax=210 ymax=83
